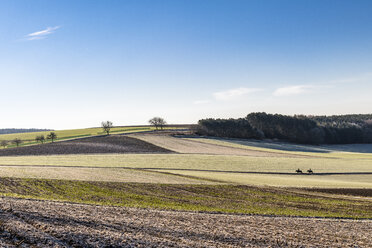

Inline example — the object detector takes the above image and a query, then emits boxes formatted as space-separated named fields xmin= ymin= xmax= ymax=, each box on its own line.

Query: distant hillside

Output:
xmin=0 ymin=128 xmax=53 ymax=135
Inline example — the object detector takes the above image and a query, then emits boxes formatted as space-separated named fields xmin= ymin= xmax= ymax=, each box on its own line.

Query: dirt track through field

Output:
xmin=0 ymin=197 xmax=370 ymax=247
xmin=131 ymin=134 xmax=313 ymax=158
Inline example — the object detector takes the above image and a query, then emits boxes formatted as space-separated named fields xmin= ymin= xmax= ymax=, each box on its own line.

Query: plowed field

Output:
xmin=0 ymin=136 xmax=172 ymax=156
xmin=0 ymin=197 xmax=370 ymax=247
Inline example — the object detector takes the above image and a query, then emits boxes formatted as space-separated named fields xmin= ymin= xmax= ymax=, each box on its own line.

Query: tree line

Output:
xmin=101 ymin=117 xmax=166 ymax=135
xmin=196 ymin=113 xmax=372 ymax=144
xmin=0 ymin=132 xmax=58 ymax=148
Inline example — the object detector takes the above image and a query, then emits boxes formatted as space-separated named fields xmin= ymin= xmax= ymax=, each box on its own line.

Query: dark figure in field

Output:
xmin=296 ymin=168 xmax=303 ymax=174
xmin=307 ymin=169 xmax=313 ymax=174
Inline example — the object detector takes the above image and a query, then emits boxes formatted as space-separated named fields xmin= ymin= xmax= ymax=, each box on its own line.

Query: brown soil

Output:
xmin=0 ymin=136 xmax=173 ymax=156
xmin=0 ymin=197 xmax=370 ymax=247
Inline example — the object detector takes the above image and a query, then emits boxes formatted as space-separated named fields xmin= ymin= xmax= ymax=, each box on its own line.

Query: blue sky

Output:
xmin=1 ymin=0 xmax=372 ymax=129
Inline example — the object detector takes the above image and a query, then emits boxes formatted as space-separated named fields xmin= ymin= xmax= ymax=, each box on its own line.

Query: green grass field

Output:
xmin=0 ymin=126 xmax=146 ymax=140
xmin=0 ymin=178 xmax=371 ymax=219
xmin=0 ymin=126 xmax=181 ymax=148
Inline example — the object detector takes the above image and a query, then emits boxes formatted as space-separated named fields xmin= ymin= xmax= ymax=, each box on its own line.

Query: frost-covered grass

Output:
xmin=187 ymin=137 xmax=372 ymax=159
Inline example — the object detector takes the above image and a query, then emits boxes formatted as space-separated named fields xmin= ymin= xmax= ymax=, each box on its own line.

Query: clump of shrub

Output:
xmin=1 ymin=140 xmax=8 ymax=148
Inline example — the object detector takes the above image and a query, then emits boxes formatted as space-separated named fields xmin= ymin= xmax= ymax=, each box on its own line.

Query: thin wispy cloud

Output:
xmin=213 ymin=87 xmax=262 ymax=101
xmin=329 ymin=73 xmax=372 ymax=84
xmin=193 ymin=100 xmax=210 ymax=105
xmin=273 ymin=85 xmax=311 ymax=96
xmin=273 ymin=73 xmax=371 ymax=97
xmin=273 ymin=85 xmax=332 ymax=97
xmin=26 ymin=26 xmax=60 ymax=40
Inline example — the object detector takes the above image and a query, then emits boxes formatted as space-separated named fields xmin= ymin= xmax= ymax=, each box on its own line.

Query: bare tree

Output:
xmin=1 ymin=140 xmax=8 ymax=148
xmin=149 ymin=117 xmax=167 ymax=130
xmin=101 ymin=121 xmax=113 ymax=135
xmin=47 ymin=132 xmax=57 ymax=142
xmin=12 ymin=138 xmax=22 ymax=147
xmin=36 ymin=135 xmax=45 ymax=144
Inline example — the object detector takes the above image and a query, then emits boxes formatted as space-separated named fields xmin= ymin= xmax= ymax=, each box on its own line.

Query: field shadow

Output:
xmin=319 ymin=144 xmax=372 ymax=153
xmin=189 ymin=136 xmax=372 ymax=154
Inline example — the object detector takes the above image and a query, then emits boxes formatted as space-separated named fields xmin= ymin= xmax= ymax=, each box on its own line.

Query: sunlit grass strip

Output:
xmin=0 ymin=154 xmax=371 ymax=174
xmin=0 ymin=167 xmax=213 ymax=184
xmin=0 ymin=126 xmax=183 ymax=148
xmin=6 ymin=134 xmax=93 ymax=148
xmin=0 ymin=126 xmax=182 ymax=144
xmin=0 ymin=178 xmax=371 ymax=219
xmin=157 ymin=170 xmax=372 ymax=188
xmin=0 ymin=126 xmax=137 ymax=141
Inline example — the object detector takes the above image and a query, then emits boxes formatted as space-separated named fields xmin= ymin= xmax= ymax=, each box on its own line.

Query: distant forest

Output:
xmin=0 ymin=128 xmax=53 ymax=135
xmin=196 ymin=113 xmax=372 ymax=144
